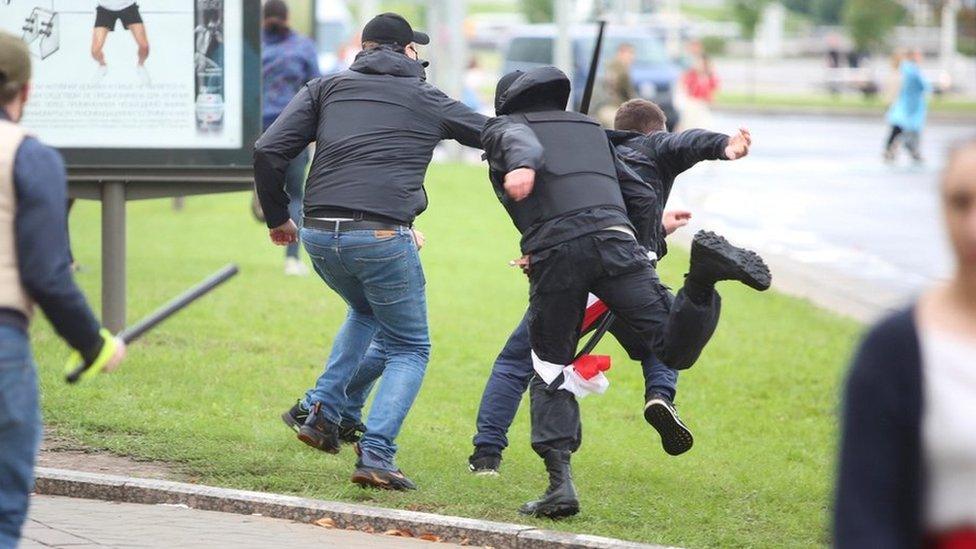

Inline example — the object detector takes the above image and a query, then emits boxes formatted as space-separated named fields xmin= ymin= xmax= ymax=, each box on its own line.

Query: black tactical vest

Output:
xmin=494 ymin=111 xmax=626 ymax=234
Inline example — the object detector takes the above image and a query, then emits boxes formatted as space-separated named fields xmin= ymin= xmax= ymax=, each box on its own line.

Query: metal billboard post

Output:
xmin=100 ymin=181 xmax=127 ymax=332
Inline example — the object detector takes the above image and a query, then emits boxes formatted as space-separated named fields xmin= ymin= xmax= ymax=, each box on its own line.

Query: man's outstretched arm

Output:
xmin=644 ymin=127 xmax=751 ymax=178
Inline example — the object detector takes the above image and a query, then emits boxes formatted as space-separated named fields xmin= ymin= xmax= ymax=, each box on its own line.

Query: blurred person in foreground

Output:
xmin=835 ymin=137 xmax=976 ymax=548
xmin=884 ymin=49 xmax=931 ymax=164
xmin=0 ymin=32 xmax=125 ymax=549
xmin=261 ymin=0 xmax=320 ymax=276
xmin=678 ymin=54 xmax=719 ymax=131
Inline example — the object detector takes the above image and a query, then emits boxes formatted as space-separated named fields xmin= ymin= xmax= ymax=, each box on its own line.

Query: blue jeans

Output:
xmin=284 ymin=149 xmax=309 ymax=259
xmin=0 ymin=325 xmax=41 ymax=549
xmin=300 ymin=227 xmax=429 ymax=471
xmin=471 ymin=312 xmax=678 ymax=453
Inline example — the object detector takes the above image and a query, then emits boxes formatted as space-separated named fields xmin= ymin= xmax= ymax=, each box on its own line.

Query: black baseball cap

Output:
xmin=362 ymin=13 xmax=429 ymax=47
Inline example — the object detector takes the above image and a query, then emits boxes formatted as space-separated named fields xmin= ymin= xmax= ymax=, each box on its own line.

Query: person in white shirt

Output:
xmin=90 ymin=1 xmax=150 ymax=84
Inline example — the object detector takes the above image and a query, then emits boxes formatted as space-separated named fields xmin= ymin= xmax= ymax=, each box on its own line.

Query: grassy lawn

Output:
xmin=716 ymin=91 xmax=976 ymax=115
xmin=32 ymin=162 xmax=859 ymax=548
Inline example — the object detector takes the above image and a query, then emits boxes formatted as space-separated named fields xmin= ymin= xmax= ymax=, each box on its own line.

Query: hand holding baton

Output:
xmin=65 ymin=264 xmax=239 ymax=384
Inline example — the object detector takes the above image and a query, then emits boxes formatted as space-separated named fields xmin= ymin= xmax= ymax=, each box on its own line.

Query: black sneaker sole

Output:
xmin=350 ymin=469 xmax=416 ymax=491
xmin=693 ymin=231 xmax=771 ymax=291
xmin=519 ymin=503 xmax=580 ymax=519
xmin=281 ymin=411 xmax=302 ymax=433
xmin=297 ymin=426 xmax=340 ymax=454
xmin=644 ymin=399 xmax=694 ymax=456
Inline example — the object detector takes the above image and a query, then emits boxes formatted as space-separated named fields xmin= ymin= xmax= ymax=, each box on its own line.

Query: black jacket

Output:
xmin=254 ymin=46 xmax=487 ymax=228
xmin=834 ymin=306 xmax=923 ymax=549
xmin=481 ymin=67 xmax=643 ymax=253
xmin=607 ymin=128 xmax=729 ymax=257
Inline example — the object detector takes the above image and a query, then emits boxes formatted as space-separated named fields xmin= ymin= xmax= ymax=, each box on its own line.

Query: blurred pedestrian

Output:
xmin=679 ymin=54 xmax=719 ymax=130
xmin=594 ymin=43 xmax=638 ymax=128
xmin=884 ymin=49 xmax=931 ymax=164
xmin=835 ymin=137 xmax=976 ymax=548
xmin=0 ymin=32 xmax=126 ymax=549
xmin=261 ymin=0 xmax=320 ymax=276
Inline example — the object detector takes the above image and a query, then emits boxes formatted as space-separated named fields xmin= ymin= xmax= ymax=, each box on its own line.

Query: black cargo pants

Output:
xmin=526 ymin=231 xmax=721 ymax=457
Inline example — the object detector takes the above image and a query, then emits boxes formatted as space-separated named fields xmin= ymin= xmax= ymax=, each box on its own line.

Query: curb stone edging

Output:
xmin=33 ymin=468 xmax=676 ymax=549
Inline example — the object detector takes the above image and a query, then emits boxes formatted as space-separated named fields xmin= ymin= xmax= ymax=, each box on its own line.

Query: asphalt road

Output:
xmin=668 ymin=112 xmax=974 ymax=320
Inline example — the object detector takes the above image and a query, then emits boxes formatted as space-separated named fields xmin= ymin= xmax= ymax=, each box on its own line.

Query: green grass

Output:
xmin=32 ymin=163 xmax=859 ymax=548
xmin=717 ymin=91 xmax=976 ymax=114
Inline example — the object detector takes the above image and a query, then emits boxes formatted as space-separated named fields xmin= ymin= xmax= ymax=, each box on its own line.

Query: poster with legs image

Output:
xmin=0 ymin=0 xmax=245 ymax=151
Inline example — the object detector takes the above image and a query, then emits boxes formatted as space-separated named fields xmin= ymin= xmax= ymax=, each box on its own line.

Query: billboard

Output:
xmin=0 ymin=0 xmax=260 ymax=168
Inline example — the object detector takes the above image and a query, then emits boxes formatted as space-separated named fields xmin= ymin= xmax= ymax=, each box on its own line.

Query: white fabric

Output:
xmin=531 ymin=351 xmax=609 ymax=398
xmin=98 ymin=1 xmax=136 ymax=11
xmin=921 ymin=328 xmax=976 ymax=531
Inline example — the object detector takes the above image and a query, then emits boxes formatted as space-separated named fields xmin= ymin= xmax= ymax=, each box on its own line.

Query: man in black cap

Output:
xmin=481 ymin=67 xmax=771 ymax=518
xmin=255 ymin=13 xmax=505 ymax=490
xmin=0 ymin=32 xmax=126 ymax=547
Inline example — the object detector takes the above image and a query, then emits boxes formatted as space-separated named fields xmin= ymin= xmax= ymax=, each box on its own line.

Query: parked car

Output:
xmin=501 ymin=24 xmax=681 ymax=129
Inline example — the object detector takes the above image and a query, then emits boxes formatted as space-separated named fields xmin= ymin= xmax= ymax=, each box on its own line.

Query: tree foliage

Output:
xmin=732 ymin=0 xmax=767 ymax=40
xmin=522 ymin=0 xmax=554 ymax=23
xmin=844 ymin=0 xmax=907 ymax=52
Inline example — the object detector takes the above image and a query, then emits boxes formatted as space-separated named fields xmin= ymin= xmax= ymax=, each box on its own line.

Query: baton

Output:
xmin=578 ymin=20 xmax=607 ymax=115
xmin=65 ymin=264 xmax=239 ymax=383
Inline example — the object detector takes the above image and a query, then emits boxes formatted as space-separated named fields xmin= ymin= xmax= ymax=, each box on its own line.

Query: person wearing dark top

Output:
xmin=0 ymin=32 xmax=125 ymax=548
xmin=835 ymin=138 xmax=976 ymax=549
xmin=260 ymin=0 xmax=321 ymax=276
xmin=466 ymin=97 xmax=753 ymax=475
xmin=254 ymin=13 xmax=493 ymax=491
xmin=480 ymin=67 xmax=771 ymax=518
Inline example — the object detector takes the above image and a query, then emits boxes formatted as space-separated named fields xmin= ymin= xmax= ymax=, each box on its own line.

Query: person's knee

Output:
xmin=138 ymin=43 xmax=150 ymax=60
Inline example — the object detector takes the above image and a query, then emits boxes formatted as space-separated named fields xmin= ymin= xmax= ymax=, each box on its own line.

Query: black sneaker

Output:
xmin=644 ymin=392 xmax=694 ymax=456
xmin=338 ymin=419 xmax=366 ymax=444
xmin=351 ymin=462 xmax=417 ymax=491
xmin=468 ymin=447 xmax=502 ymax=475
xmin=297 ymin=402 xmax=341 ymax=454
xmin=281 ymin=400 xmax=309 ymax=433
xmin=689 ymin=230 xmax=771 ymax=291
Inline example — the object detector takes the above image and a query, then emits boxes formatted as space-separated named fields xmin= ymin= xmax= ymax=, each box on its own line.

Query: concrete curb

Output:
xmin=34 ymin=468 xmax=675 ymax=549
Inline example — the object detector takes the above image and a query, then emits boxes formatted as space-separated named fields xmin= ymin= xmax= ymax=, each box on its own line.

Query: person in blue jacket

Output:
xmin=884 ymin=49 xmax=931 ymax=163
xmin=261 ymin=0 xmax=320 ymax=276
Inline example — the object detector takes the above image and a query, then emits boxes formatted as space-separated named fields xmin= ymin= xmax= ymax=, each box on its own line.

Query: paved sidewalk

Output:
xmin=21 ymin=495 xmax=462 ymax=549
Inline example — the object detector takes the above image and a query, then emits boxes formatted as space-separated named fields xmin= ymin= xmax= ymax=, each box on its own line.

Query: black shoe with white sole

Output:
xmin=468 ymin=447 xmax=502 ymax=475
xmin=644 ymin=392 xmax=694 ymax=456
xmin=688 ymin=230 xmax=771 ymax=291
xmin=281 ymin=400 xmax=309 ymax=433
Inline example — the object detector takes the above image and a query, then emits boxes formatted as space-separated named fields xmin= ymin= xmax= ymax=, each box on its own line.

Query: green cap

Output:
xmin=0 ymin=32 xmax=31 ymax=91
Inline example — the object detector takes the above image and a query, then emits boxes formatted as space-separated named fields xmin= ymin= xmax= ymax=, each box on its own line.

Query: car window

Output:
xmin=507 ymin=37 xmax=554 ymax=64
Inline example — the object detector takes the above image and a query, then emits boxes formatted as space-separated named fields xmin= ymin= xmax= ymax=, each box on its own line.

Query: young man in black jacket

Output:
xmin=254 ymin=13 xmax=507 ymax=491
xmin=481 ymin=67 xmax=771 ymax=518
xmin=466 ymin=97 xmax=753 ymax=475
xmin=0 ymin=32 xmax=125 ymax=547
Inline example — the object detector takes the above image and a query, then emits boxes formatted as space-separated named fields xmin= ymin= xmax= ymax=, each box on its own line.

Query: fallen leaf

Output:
xmin=314 ymin=517 xmax=336 ymax=529
xmin=383 ymin=528 xmax=415 ymax=537
xmin=418 ymin=533 xmax=441 ymax=542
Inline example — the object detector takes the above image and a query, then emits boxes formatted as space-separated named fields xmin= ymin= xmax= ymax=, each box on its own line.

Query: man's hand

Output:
xmin=503 ymin=168 xmax=535 ymax=202
xmin=102 ymin=337 xmax=126 ymax=374
xmin=509 ymin=254 xmax=531 ymax=276
xmin=663 ymin=210 xmax=693 ymax=235
xmin=412 ymin=228 xmax=426 ymax=250
xmin=269 ymin=219 xmax=299 ymax=246
xmin=724 ymin=127 xmax=752 ymax=160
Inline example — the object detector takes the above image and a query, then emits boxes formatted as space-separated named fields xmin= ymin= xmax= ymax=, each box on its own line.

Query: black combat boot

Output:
xmin=518 ymin=451 xmax=579 ymax=519
xmin=297 ymin=402 xmax=341 ymax=454
xmin=688 ymin=230 xmax=771 ymax=291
